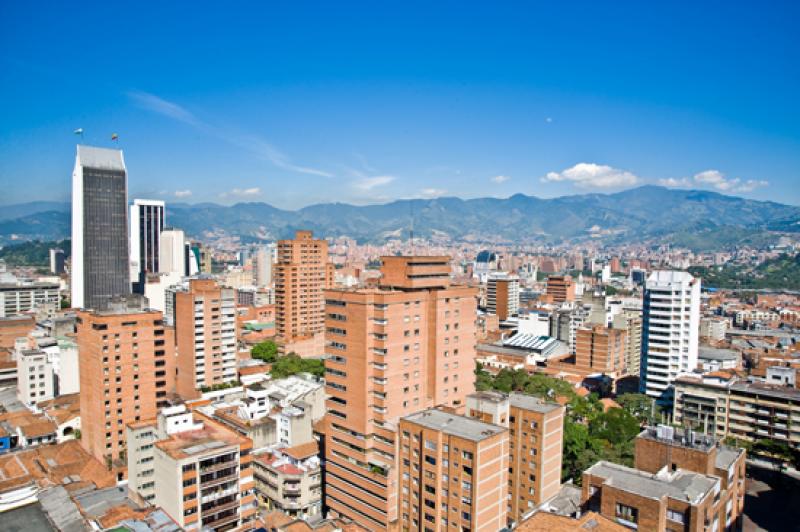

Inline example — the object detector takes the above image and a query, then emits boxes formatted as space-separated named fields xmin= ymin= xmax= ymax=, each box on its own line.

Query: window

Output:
xmin=666 ymin=509 xmax=685 ymax=524
xmin=615 ymin=503 xmax=638 ymax=525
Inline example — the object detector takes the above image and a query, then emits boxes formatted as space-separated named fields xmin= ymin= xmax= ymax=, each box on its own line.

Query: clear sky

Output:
xmin=1 ymin=1 xmax=798 ymax=208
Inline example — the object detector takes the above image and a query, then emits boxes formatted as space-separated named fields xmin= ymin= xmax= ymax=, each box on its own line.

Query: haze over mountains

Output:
xmin=2 ymin=186 xmax=799 ymax=249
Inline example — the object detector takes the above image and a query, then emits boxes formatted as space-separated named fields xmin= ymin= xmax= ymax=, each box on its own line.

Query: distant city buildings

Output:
xmin=49 ymin=248 xmax=66 ymax=275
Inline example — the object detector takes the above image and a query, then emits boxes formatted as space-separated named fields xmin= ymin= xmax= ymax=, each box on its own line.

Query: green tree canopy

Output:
xmin=251 ymin=340 xmax=279 ymax=363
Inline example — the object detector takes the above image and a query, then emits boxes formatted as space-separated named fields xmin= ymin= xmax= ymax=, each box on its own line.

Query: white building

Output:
xmin=640 ymin=270 xmax=701 ymax=404
xmin=486 ymin=272 xmax=520 ymax=320
xmin=16 ymin=349 xmax=55 ymax=407
xmin=159 ymin=228 xmax=187 ymax=275
xmin=699 ymin=316 xmax=729 ymax=342
xmin=129 ymin=199 xmax=166 ymax=284
xmin=254 ymin=244 xmax=276 ymax=289
xmin=0 ymin=278 xmax=60 ymax=319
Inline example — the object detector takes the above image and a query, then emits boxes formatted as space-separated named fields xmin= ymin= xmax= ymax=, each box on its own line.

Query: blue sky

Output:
xmin=1 ymin=1 xmax=798 ymax=208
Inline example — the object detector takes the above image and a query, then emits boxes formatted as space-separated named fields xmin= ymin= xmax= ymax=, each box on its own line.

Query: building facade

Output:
xmin=486 ymin=272 xmax=520 ymax=321
xmin=546 ymin=275 xmax=575 ymax=303
xmin=129 ymin=199 xmax=166 ymax=285
xmin=574 ymin=325 xmax=627 ymax=377
xmin=71 ymin=145 xmax=131 ymax=310
xmin=640 ymin=271 xmax=701 ymax=404
xmin=0 ymin=280 xmax=60 ymax=318
xmin=16 ymin=348 xmax=55 ymax=407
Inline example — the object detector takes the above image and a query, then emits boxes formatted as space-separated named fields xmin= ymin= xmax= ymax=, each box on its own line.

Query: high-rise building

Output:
xmin=254 ymin=243 xmax=275 ymax=289
xmin=398 ymin=409 xmax=509 ymax=532
xmin=71 ymin=145 xmax=131 ymax=310
xmin=612 ymin=307 xmax=643 ymax=377
xmin=16 ymin=348 xmax=55 ymax=407
xmin=275 ymin=231 xmax=334 ymax=356
xmin=486 ymin=272 xmax=519 ymax=321
xmin=322 ymin=256 xmax=477 ymax=529
xmin=466 ymin=391 xmax=565 ymax=524
xmin=549 ymin=305 xmax=590 ymax=355
xmin=574 ymin=324 xmax=627 ymax=376
xmin=126 ymin=404 xmax=257 ymax=530
xmin=174 ymin=278 xmax=238 ymax=398
xmin=159 ymin=228 xmax=187 ymax=275
xmin=129 ymin=199 xmax=165 ymax=286
xmin=545 ymin=275 xmax=575 ymax=303
xmin=49 ymin=248 xmax=66 ymax=275
xmin=640 ymin=271 xmax=701 ymax=404
xmin=77 ymin=296 xmax=175 ymax=470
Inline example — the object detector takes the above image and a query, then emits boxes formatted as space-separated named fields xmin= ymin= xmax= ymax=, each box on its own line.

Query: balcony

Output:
xmin=202 ymin=510 xmax=239 ymax=529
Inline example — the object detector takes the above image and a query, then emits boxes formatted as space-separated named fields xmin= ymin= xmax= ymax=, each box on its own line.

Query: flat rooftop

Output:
xmin=402 ymin=409 xmax=506 ymax=442
xmin=715 ymin=446 xmax=745 ymax=471
xmin=155 ymin=414 xmax=247 ymax=460
xmin=586 ymin=461 xmax=718 ymax=504
xmin=509 ymin=392 xmax=563 ymax=414
xmin=730 ymin=380 xmax=800 ymax=401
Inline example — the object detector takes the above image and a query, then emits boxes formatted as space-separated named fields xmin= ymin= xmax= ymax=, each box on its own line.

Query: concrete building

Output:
xmin=0 ymin=278 xmax=60 ymax=318
xmin=159 ymin=228 xmax=188 ymax=276
xmin=71 ymin=145 xmax=131 ymax=310
xmin=546 ymin=275 xmax=575 ymax=303
xmin=466 ymin=391 xmax=565 ymax=524
xmin=126 ymin=405 xmax=257 ymax=530
xmin=16 ymin=349 xmax=55 ymax=407
xmin=550 ymin=305 xmax=590 ymax=355
xmin=49 ymin=248 xmax=66 ymax=275
xmin=698 ymin=347 xmax=740 ymax=372
xmin=322 ymin=256 xmax=478 ymax=530
xmin=634 ymin=426 xmax=746 ymax=531
xmin=253 ymin=442 xmax=322 ymax=521
xmin=612 ymin=308 xmax=643 ymax=377
xmin=274 ymin=231 xmax=333 ymax=357
xmin=254 ymin=244 xmax=275 ymax=289
xmin=398 ymin=409 xmax=509 ymax=532
xmin=129 ymin=199 xmax=166 ymax=286
xmin=674 ymin=372 xmax=800 ymax=449
xmin=700 ymin=317 xmax=729 ymax=343
xmin=174 ymin=278 xmax=238 ymax=399
xmin=574 ymin=325 xmax=627 ymax=377
xmin=486 ymin=272 xmax=519 ymax=321
xmin=77 ymin=296 xmax=175 ymax=469
xmin=640 ymin=271 xmax=701 ymax=405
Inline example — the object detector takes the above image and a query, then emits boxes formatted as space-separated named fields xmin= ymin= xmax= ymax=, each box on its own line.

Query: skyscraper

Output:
xmin=159 ymin=228 xmax=187 ymax=275
xmin=71 ymin=145 xmax=131 ymax=309
xmin=640 ymin=271 xmax=701 ymax=404
xmin=322 ymin=256 xmax=477 ymax=529
xmin=129 ymin=199 xmax=165 ymax=285
xmin=275 ymin=230 xmax=334 ymax=356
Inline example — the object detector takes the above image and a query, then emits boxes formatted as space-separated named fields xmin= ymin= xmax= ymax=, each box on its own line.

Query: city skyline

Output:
xmin=2 ymin=2 xmax=799 ymax=207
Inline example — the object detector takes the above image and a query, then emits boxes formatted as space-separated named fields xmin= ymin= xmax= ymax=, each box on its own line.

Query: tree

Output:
xmin=270 ymin=354 xmax=324 ymax=379
xmin=617 ymin=393 xmax=656 ymax=425
xmin=590 ymin=408 xmax=641 ymax=446
xmin=251 ymin=340 xmax=279 ymax=363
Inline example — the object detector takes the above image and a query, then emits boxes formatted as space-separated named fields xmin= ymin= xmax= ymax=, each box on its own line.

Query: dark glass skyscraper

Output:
xmin=71 ymin=145 xmax=131 ymax=309
xmin=129 ymin=199 xmax=165 ymax=289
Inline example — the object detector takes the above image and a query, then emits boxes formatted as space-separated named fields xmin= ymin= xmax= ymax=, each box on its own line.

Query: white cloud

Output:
xmin=658 ymin=177 xmax=691 ymax=188
xmin=352 ymin=175 xmax=395 ymax=191
xmin=174 ymin=189 xmax=192 ymax=198
xmin=542 ymin=163 xmax=639 ymax=188
xmin=491 ymin=175 xmax=510 ymax=184
xmin=220 ymin=187 xmax=262 ymax=199
xmin=128 ymin=90 xmax=333 ymax=178
xmin=692 ymin=169 xmax=768 ymax=193
xmin=420 ymin=188 xmax=447 ymax=198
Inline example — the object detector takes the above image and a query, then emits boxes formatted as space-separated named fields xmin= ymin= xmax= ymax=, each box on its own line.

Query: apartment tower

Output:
xmin=77 ymin=296 xmax=175 ymax=470
xmin=486 ymin=272 xmax=520 ymax=321
xmin=174 ymin=278 xmax=238 ymax=399
xmin=545 ymin=275 xmax=575 ymax=303
xmin=129 ymin=199 xmax=166 ymax=285
xmin=71 ymin=145 xmax=131 ymax=309
xmin=612 ymin=308 xmax=643 ymax=377
xmin=640 ymin=271 xmax=701 ymax=404
xmin=467 ymin=391 xmax=565 ymax=524
xmin=323 ymin=256 xmax=478 ymax=530
xmin=274 ymin=230 xmax=334 ymax=356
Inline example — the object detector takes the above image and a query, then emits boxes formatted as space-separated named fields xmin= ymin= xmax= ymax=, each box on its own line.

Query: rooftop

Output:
xmin=730 ymin=380 xmax=800 ymax=401
xmin=585 ymin=461 xmax=719 ymax=504
xmin=402 ymin=409 xmax=506 ymax=442
xmin=77 ymin=144 xmax=125 ymax=171
xmin=698 ymin=346 xmax=740 ymax=361
xmin=637 ymin=426 xmax=716 ymax=453
xmin=518 ymin=510 xmax=627 ymax=532
xmin=509 ymin=391 xmax=563 ymax=414
xmin=715 ymin=446 xmax=745 ymax=471
xmin=154 ymin=414 xmax=247 ymax=460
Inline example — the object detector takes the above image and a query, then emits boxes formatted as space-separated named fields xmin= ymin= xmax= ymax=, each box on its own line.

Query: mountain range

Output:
xmin=1 ymin=186 xmax=799 ymax=250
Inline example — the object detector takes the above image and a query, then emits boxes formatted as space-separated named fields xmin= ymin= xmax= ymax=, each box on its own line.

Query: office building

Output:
xmin=174 ymin=278 xmax=238 ymax=398
xmin=129 ymin=199 xmax=166 ymax=285
xmin=397 ymin=409 xmax=509 ymax=532
xmin=49 ymin=248 xmax=66 ymax=275
xmin=640 ymin=271 xmax=701 ymax=404
xmin=16 ymin=349 xmax=55 ymax=408
xmin=126 ymin=405 xmax=257 ymax=530
xmin=574 ymin=325 xmax=627 ymax=376
xmin=546 ymin=275 xmax=575 ymax=303
xmin=274 ymin=231 xmax=334 ymax=356
xmin=486 ymin=272 xmax=519 ymax=321
xmin=71 ymin=145 xmax=131 ymax=310
xmin=77 ymin=296 xmax=175 ymax=469
xmin=466 ymin=391 xmax=565 ymax=524
xmin=160 ymin=228 xmax=187 ymax=276
xmin=0 ymin=278 xmax=60 ymax=318
xmin=322 ymin=256 xmax=477 ymax=530
xmin=634 ymin=426 xmax=746 ymax=530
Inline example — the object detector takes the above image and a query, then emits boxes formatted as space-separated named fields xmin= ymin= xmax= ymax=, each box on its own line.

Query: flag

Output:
xmin=73 ymin=128 xmax=84 ymax=136
xmin=111 ymin=133 xmax=119 ymax=141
